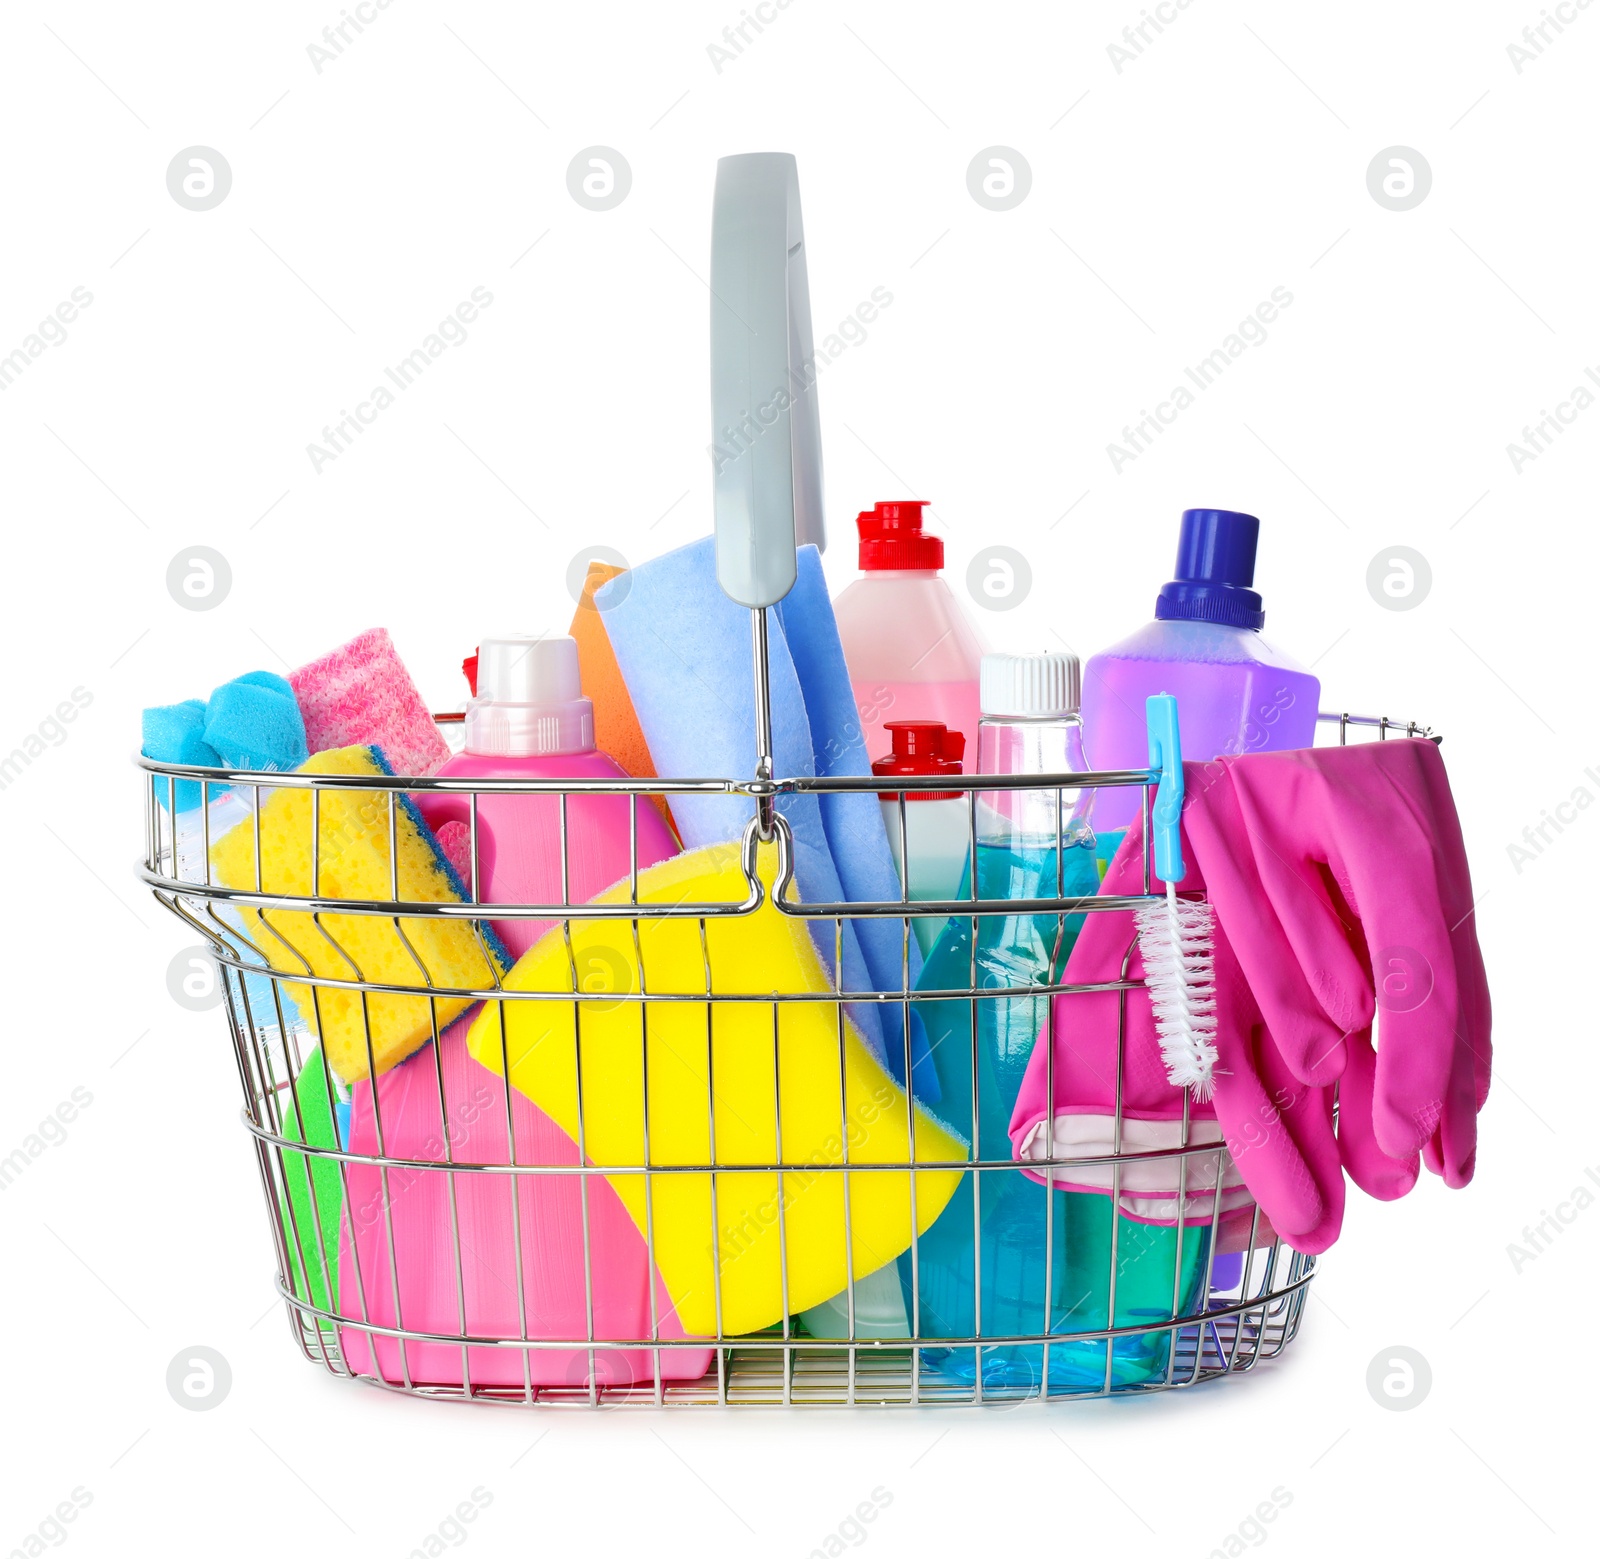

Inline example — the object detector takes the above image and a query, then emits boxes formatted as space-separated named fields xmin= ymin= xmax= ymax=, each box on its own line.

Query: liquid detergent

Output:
xmin=902 ymin=652 xmax=1206 ymax=1392
xmin=832 ymin=501 xmax=986 ymax=766
xmin=874 ymin=720 xmax=970 ymax=958
xmin=339 ymin=1025 xmax=713 ymax=1391
xmin=799 ymin=719 xmax=971 ymax=1345
xmin=372 ymin=636 xmax=696 ymax=1390
xmin=1082 ymin=508 xmax=1320 ymax=835
xmin=415 ymin=635 xmax=679 ymax=959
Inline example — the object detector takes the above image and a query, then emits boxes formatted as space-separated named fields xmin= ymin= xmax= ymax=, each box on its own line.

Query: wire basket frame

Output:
xmin=138 ymin=708 xmax=1435 ymax=1408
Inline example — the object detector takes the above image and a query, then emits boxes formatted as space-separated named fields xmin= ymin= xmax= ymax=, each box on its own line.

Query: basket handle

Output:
xmin=709 ymin=152 xmax=826 ymax=609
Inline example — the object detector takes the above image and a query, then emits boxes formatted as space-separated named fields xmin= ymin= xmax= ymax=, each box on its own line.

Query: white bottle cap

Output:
xmin=465 ymin=635 xmax=596 ymax=757
xmin=979 ymin=650 xmax=1082 ymax=719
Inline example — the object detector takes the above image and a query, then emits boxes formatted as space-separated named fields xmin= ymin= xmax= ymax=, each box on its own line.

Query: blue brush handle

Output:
xmin=1146 ymin=693 xmax=1185 ymax=885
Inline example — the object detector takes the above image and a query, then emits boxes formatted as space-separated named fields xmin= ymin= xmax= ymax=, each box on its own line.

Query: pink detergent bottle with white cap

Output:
xmin=833 ymin=501 xmax=987 ymax=768
xmin=350 ymin=633 xmax=706 ymax=1392
xmin=417 ymin=634 xmax=679 ymax=957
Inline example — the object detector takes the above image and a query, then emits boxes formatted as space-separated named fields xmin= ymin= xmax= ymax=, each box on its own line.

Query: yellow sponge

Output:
xmin=466 ymin=838 xmax=965 ymax=1336
xmin=211 ymin=745 xmax=506 ymax=1084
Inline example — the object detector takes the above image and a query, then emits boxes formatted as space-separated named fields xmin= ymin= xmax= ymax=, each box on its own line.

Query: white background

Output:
xmin=1 ymin=1 xmax=1594 ymax=1554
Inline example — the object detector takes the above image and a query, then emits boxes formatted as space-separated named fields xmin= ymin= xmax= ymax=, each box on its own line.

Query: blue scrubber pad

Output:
xmin=144 ymin=671 xmax=311 ymax=812
xmin=142 ymin=698 xmax=208 ymax=756
xmin=143 ymin=699 xmax=215 ymax=810
xmin=234 ymin=670 xmax=294 ymax=693
xmin=204 ymin=672 xmax=308 ymax=772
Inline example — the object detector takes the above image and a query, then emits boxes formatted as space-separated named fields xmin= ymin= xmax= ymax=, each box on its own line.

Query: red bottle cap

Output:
xmin=856 ymin=500 xmax=944 ymax=571
xmin=463 ymin=650 xmax=479 ymax=697
xmin=872 ymin=720 xmax=965 ymax=801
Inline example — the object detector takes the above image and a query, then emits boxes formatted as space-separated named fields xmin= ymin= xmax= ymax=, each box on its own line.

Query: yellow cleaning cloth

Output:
xmin=466 ymin=838 xmax=965 ymax=1336
xmin=211 ymin=745 xmax=505 ymax=1084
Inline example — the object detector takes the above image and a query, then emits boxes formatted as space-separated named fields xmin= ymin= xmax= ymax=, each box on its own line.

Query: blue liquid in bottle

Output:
xmin=900 ymin=656 xmax=1208 ymax=1393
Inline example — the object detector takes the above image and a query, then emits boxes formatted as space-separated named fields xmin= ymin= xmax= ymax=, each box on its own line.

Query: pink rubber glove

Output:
xmin=1187 ymin=742 xmax=1490 ymax=1186
xmin=1180 ymin=761 xmax=1410 ymax=1205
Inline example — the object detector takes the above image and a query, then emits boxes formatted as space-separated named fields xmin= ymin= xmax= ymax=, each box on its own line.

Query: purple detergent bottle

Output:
xmin=1082 ymin=509 xmax=1320 ymax=833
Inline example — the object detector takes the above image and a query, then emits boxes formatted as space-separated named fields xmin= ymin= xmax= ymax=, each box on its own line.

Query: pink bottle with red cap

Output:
xmin=833 ymin=501 xmax=987 ymax=768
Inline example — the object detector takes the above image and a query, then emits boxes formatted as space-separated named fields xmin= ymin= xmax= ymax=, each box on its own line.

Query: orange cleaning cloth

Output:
xmin=569 ymin=560 xmax=678 ymax=837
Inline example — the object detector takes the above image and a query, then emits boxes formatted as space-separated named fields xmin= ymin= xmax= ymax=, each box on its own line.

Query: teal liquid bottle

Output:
xmin=901 ymin=653 xmax=1209 ymax=1393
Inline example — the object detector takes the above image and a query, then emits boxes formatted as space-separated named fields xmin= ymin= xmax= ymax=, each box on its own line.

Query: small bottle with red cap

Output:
xmin=872 ymin=719 xmax=971 ymax=957
xmin=833 ymin=501 xmax=986 ymax=767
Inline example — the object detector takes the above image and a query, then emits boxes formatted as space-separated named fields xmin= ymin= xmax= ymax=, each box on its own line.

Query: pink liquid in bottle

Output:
xmin=833 ymin=502 xmax=986 ymax=768
xmin=339 ymin=1023 xmax=712 ymax=1390
xmin=366 ymin=634 xmax=699 ymax=1388
xmin=415 ymin=636 xmax=678 ymax=958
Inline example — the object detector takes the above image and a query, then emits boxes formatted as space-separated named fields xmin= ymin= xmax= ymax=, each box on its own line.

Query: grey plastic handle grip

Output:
xmin=710 ymin=152 xmax=826 ymax=609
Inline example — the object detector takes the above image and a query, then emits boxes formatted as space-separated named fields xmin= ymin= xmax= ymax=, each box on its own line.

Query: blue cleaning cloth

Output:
xmin=596 ymin=539 xmax=936 ymax=1101
xmin=144 ymin=670 xmax=309 ymax=811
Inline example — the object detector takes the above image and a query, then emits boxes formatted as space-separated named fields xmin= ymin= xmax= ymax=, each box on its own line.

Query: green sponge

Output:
xmin=279 ymin=1045 xmax=344 ymax=1315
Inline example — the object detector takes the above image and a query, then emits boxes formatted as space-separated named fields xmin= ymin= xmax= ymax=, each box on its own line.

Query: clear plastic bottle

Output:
xmin=1082 ymin=509 xmax=1320 ymax=836
xmin=903 ymin=653 xmax=1208 ymax=1391
xmin=832 ymin=501 xmax=987 ymax=767
xmin=901 ymin=653 xmax=1095 ymax=1389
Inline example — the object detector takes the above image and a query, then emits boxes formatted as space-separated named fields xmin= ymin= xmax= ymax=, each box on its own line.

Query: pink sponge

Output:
xmin=289 ymin=628 xmax=450 ymax=779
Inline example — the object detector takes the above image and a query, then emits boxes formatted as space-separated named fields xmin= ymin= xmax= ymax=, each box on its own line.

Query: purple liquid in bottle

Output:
xmin=1081 ymin=510 xmax=1320 ymax=833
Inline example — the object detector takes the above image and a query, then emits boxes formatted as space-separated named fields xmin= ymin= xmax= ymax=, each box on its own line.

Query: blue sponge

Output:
xmin=204 ymin=671 xmax=308 ymax=772
xmin=142 ymin=699 xmax=214 ymax=810
xmin=144 ymin=671 xmax=310 ymax=812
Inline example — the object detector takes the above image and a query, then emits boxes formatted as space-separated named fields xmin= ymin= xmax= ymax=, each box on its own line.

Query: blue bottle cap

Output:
xmin=1153 ymin=508 xmax=1266 ymax=630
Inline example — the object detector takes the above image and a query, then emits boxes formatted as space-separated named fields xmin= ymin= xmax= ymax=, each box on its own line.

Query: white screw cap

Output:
xmin=467 ymin=635 xmax=595 ymax=757
xmin=979 ymin=650 xmax=1082 ymax=718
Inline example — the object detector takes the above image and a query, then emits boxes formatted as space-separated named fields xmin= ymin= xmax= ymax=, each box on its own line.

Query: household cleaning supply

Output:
xmin=279 ymin=1044 xmax=345 ymax=1317
xmin=593 ymin=537 xmax=934 ymax=1097
xmin=414 ymin=635 xmax=680 ymax=961
xmin=1131 ymin=694 xmax=1219 ymax=1098
xmin=799 ymin=1265 xmax=911 ymax=1342
xmin=1081 ymin=508 xmax=1320 ymax=832
xmin=143 ymin=669 xmax=308 ymax=811
xmin=903 ymin=655 xmax=1207 ymax=1391
xmin=567 ymin=561 xmax=678 ymax=834
xmin=873 ymin=720 xmax=970 ymax=958
xmin=796 ymin=708 xmax=972 ymax=1342
xmin=833 ymin=501 xmax=986 ymax=768
xmin=465 ymin=838 xmax=967 ymax=1338
xmin=339 ymin=1023 xmax=712 ymax=1391
xmin=289 ymin=627 xmax=450 ymax=778
xmin=208 ymin=744 xmax=510 ymax=1085
xmin=807 ymin=718 xmax=968 ymax=1337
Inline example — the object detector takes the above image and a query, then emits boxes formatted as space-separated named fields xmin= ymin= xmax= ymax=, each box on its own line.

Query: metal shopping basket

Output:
xmin=136 ymin=154 xmax=1438 ymax=1406
xmin=138 ymin=704 xmax=1432 ymax=1409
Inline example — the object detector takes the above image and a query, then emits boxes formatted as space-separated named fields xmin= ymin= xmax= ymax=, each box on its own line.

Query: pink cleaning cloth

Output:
xmin=289 ymin=627 xmax=450 ymax=779
xmin=339 ymin=1021 xmax=712 ymax=1390
xmin=1011 ymin=739 xmax=1490 ymax=1255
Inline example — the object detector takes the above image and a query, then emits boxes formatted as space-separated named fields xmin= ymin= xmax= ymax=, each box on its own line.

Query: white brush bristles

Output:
xmin=1134 ymin=881 xmax=1219 ymax=1100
